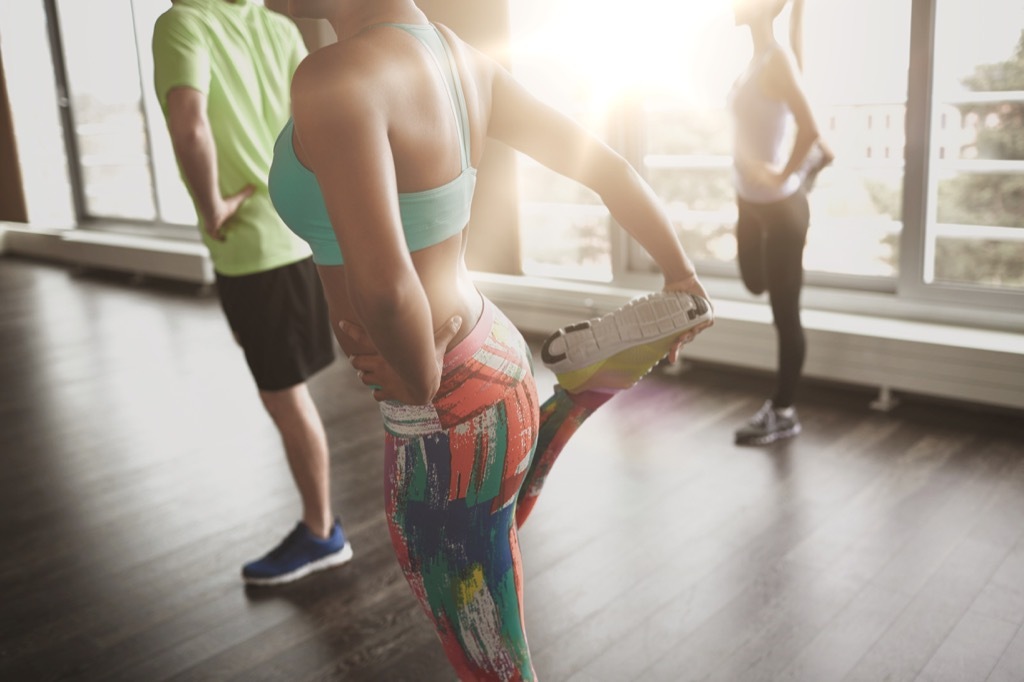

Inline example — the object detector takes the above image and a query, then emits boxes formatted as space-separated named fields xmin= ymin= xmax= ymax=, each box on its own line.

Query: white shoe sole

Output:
xmin=243 ymin=542 xmax=354 ymax=587
xmin=542 ymin=291 xmax=712 ymax=373
xmin=541 ymin=292 xmax=712 ymax=392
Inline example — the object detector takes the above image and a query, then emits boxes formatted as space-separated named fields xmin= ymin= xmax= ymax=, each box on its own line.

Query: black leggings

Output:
xmin=736 ymin=191 xmax=810 ymax=408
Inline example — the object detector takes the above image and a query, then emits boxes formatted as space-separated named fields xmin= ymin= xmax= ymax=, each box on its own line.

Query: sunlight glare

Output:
xmin=511 ymin=0 xmax=737 ymax=121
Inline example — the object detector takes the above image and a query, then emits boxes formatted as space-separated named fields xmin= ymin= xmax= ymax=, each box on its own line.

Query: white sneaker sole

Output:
xmin=243 ymin=542 xmax=354 ymax=587
xmin=541 ymin=291 xmax=712 ymax=392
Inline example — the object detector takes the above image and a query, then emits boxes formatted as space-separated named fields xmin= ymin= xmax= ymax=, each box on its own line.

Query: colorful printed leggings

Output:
xmin=380 ymin=299 xmax=610 ymax=681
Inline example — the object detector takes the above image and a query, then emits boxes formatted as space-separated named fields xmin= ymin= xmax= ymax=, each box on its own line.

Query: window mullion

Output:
xmin=128 ymin=0 xmax=162 ymax=222
xmin=43 ymin=0 xmax=87 ymax=222
xmin=898 ymin=0 xmax=937 ymax=300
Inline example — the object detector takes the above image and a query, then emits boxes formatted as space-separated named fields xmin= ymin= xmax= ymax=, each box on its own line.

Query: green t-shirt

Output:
xmin=153 ymin=0 xmax=311 ymax=276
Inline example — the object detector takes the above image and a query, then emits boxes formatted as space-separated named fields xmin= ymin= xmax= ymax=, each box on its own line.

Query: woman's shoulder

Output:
xmin=432 ymin=23 xmax=494 ymax=80
xmin=749 ymin=42 xmax=796 ymax=94
xmin=761 ymin=42 xmax=799 ymax=77
xmin=433 ymin=22 xmax=462 ymax=51
xmin=291 ymin=40 xmax=381 ymax=101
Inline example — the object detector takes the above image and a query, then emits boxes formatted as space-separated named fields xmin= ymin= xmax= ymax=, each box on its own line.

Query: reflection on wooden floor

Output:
xmin=1 ymin=256 xmax=1023 ymax=682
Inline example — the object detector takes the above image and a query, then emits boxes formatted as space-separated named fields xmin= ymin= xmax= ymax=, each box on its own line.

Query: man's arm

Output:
xmin=165 ymin=87 xmax=252 ymax=241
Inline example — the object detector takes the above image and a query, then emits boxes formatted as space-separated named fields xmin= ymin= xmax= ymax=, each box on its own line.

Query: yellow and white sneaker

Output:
xmin=541 ymin=291 xmax=713 ymax=393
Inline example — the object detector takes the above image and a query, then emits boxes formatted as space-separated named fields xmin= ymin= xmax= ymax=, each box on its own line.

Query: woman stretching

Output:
xmin=270 ymin=0 xmax=711 ymax=678
xmin=730 ymin=0 xmax=833 ymax=445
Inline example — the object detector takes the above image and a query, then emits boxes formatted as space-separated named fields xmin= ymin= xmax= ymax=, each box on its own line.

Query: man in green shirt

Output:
xmin=153 ymin=0 xmax=352 ymax=585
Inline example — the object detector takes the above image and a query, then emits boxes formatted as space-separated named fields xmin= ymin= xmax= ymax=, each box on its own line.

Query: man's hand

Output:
xmin=339 ymin=314 xmax=463 ymax=404
xmin=203 ymin=185 xmax=254 ymax=241
xmin=165 ymin=87 xmax=253 ymax=242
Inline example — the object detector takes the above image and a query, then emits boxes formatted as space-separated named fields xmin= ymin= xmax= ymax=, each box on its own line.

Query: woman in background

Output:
xmin=730 ymin=0 xmax=832 ymax=445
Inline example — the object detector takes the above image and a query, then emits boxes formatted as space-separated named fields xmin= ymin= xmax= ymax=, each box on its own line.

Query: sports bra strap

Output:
xmin=380 ymin=23 xmax=471 ymax=171
xmin=432 ymin=26 xmax=471 ymax=171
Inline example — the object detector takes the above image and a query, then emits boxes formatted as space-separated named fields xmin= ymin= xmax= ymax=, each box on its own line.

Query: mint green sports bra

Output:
xmin=268 ymin=23 xmax=477 ymax=266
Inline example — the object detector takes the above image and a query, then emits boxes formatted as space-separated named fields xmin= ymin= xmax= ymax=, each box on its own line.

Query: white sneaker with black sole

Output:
xmin=541 ymin=290 xmax=713 ymax=393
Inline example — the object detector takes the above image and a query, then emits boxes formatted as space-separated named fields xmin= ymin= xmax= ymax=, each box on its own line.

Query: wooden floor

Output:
xmin=1 ymin=256 xmax=1023 ymax=682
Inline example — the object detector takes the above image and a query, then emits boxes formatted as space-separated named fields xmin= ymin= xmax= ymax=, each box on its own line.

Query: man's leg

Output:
xmin=217 ymin=259 xmax=350 ymax=585
xmin=242 ymin=379 xmax=351 ymax=587
xmin=259 ymin=382 xmax=332 ymax=537
xmin=241 ymin=380 xmax=351 ymax=587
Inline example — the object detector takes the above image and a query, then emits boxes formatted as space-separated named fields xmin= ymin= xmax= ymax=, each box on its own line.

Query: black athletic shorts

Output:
xmin=215 ymin=257 xmax=334 ymax=391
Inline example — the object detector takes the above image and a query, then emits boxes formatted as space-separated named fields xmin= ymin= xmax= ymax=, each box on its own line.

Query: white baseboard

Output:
xmin=0 ymin=224 xmax=213 ymax=284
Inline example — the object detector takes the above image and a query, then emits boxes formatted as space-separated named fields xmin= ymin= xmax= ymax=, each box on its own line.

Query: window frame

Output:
xmin=898 ymin=0 xmax=1023 ymax=311
xmin=40 ymin=0 xmax=1024 ymax=312
xmin=43 ymin=0 xmax=198 ymax=237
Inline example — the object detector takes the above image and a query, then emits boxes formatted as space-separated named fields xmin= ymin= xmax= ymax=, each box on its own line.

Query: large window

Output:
xmin=927 ymin=0 xmax=1024 ymax=292
xmin=509 ymin=1 xmax=745 ymax=282
xmin=4 ymin=0 xmax=271 ymax=230
xmin=2 ymin=0 xmax=195 ymax=228
xmin=6 ymin=0 xmax=1022 ymax=307
xmin=0 ymin=1 xmax=75 ymax=227
xmin=511 ymin=0 xmax=911 ymax=284
xmin=634 ymin=0 xmax=912 ymax=283
xmin=508 ymin=0 xmax=629 ymax=281
xmin=510 ymin=0 xmax=1022 ymax=310
xmin=46 ymin=0 xmax=194 ymax=227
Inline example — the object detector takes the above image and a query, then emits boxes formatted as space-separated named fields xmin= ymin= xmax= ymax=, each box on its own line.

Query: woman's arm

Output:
xmin=290 ymin=53 xmax=441 ymax=405
xmin=789 ymin=0 xmax=805 ymax=72
xmin=485 ymin=63 xmax=700 ymax=290
xmin=787 ymin=0 xmax=834 ymax=168
xmin=765 ymin=48 xmax=822 ymax=183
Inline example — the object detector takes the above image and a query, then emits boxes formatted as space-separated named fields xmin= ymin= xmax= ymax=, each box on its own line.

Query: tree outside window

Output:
xmin=931 ymin=18 xmax=1024 ymax=291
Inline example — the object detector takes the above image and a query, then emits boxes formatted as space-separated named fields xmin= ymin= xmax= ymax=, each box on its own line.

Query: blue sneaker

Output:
xmin=242 ymin=519 xmax=353 ymax=586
